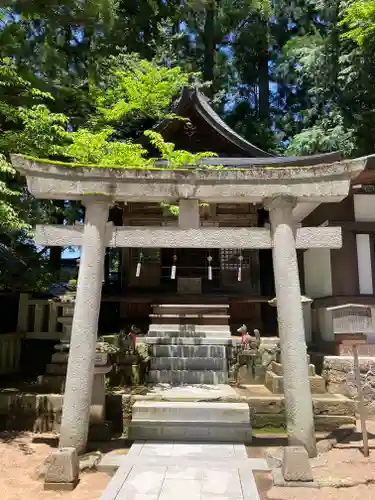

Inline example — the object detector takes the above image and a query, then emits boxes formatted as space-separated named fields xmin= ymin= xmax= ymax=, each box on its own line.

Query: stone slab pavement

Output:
xmin=99 ymin=441 xmax=270 ymax=500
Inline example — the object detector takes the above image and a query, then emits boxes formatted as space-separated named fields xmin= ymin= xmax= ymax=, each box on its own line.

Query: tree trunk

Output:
xmin=258 ymin=22 xmax=269 ymax=121
xmin=49 ymin=246 xmax=62 ymax=275
xmin=203 ymin=1 xmax=216 ymax=96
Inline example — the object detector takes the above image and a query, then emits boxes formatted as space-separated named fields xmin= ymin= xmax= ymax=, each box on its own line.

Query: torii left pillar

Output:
xmin=59 ymin=195 xmax=110 ymax=453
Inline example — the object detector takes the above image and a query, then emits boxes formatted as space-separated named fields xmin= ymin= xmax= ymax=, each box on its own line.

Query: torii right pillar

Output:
xmin=265 ymin=195 xmax=317 ymax=458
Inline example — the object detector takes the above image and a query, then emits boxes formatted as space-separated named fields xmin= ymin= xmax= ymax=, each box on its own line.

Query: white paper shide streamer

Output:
xmin=238 ymin=253 xmax=243 ymax=282
xmin=136 ymin=250 xmax=143 ymax=278
xmin=171 ymin=253 xmax=177 ymax=279
xmin=207 ymin=254 xmax=213 ymax=281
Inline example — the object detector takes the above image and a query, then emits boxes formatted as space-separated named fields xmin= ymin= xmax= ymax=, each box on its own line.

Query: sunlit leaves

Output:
xmin=92 ymin=55 xmax=193 ymax=123
xmin=144 ymin=130 xmax=217 ymax=167
xmin=340 ymin=0 xmax=375 ymax=45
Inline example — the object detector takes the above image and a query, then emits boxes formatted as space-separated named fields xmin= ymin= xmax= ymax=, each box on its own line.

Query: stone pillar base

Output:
xmin=44 ymin=448 xmax=79 ymax=491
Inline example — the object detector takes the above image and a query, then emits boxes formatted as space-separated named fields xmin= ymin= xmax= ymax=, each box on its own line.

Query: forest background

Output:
xmin=0 ymin=0 xmax=373 ymax=289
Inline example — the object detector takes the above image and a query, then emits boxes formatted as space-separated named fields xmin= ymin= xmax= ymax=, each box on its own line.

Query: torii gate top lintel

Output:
xmin=10 ymin=154 xmax=365 ymax=206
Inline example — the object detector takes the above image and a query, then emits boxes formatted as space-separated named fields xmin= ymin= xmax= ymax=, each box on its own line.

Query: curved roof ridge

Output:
xmin=146 ymin=86 xmax=272 ymax=157
xmin=141 ymin=86 xmax=343 ymax=164
xmin=191 ymin=88 xmax=273 ymax=158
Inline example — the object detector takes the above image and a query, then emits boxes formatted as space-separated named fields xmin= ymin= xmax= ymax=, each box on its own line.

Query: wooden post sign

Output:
xmin=342 ymin=338 xmax=369 ymax=457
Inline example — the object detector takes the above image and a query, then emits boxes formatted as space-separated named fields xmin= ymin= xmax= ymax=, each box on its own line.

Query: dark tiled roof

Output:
xmin=146 ymin=87 xmax=342 ymax=165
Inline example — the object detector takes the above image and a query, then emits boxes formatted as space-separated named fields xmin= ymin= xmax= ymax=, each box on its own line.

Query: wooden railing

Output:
xmin=17 ymin=293 xmax=62 ymax=340
xmin=0 ymin=294 xmax=63 ymax=375
xmin=0 ymin=333 xmax=22 ymax=374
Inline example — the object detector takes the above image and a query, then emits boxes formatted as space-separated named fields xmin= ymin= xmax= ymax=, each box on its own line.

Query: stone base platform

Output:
xmin=0 ymin=384 xmax=356 ymax=437
xmin=129 ymin=400 xmax=252 ymax=442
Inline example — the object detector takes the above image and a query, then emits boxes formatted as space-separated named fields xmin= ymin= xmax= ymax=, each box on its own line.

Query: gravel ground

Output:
xmin=2 ymin=424 xmax=375 ymax=500
xmin=0 ymin=432 xmax=111 ymax=500
xmin=267 ymin=421 xmax=375 ymax=500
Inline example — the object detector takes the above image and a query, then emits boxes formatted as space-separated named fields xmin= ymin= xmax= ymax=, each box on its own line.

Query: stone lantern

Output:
xmin=268 ymin=295 xmax=313 ymax=345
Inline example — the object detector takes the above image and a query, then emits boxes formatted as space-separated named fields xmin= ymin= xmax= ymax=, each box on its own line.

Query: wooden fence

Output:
xmin=0 ymin=333 xmax=22 ymax=375
xmin=17 ymin=293 xmax=62 ymax=340
xmin=0 ymin=294 xmax=63 ymax=375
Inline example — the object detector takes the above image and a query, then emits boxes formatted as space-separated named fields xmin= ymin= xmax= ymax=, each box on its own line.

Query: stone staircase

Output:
xmin=265 ymin=355 xmax=326 ymax=394
xmin=146 ymin=303 xmax=231 ymax=385
xmin=148 ymin=303 xmax=231 ymax=336
xmin=129 ymin=401 xmax=253 ymax=442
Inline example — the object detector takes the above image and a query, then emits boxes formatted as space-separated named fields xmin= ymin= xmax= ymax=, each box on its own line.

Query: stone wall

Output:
xmin=106 ymin=393 xmax=355 ymax=433
xmin=0 ymin=390 xmax=356 ymax=434
xmin=0 ymin=392 xmax=63 ymax=432
xmin=249 ymin=395 xmax=355 ymax=431
xmin=323 ymin=356 xmax=375 ymax=416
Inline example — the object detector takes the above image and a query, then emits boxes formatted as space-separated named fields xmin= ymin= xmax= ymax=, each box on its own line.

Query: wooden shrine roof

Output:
xmin=141 ymin=87 xmax=343 ymax=166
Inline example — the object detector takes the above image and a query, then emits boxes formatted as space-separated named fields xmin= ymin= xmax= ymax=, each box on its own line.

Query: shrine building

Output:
xmin=15 ymin=87 xmax=375 ymax=351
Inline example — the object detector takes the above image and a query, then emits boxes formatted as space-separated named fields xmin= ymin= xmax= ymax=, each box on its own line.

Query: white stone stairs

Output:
xmin=146 ymin=303 xmax=231 ymax=385
xmin=129 ymin=401 xmax=253 ymax=442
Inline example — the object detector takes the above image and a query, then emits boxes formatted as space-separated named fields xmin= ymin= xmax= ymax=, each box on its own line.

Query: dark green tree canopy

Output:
xmin=0 ymin=0 xmax=374 ymax=290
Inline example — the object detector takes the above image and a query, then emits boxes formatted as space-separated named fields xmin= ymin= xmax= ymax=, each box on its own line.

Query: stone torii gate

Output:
xmin=11 ymin=154 xmax=367 ymax=458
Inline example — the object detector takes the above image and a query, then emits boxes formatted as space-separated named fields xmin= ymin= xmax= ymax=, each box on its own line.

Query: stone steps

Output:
xmin=271 ymin=361 xmax=316 ymax=377
xmin=149 ymin=314 xmax=230 ymax=325
xmin=147 ymin=328 xmax=230 ymax=338
xmin=149 ymin=302 xmax=231 ymax=338
xmin=151 ymin=304 xmax=230 ymax=315
xmin=46 ymin=363 xmax=67 ymax=375
xmin=147 ymin=303 xmax=231 ymax=385
xmin=151 ymin=345 xmax=227 ymax=357
xmin=149 ymin=369 xmax=228 ymax=385
xmin=132 ymin=401 xmax=249 ymax=422
xmin=38 ymin=375 xmax=66 ymax=392
xmin=150 ymin=356 xmax=227 ymax=371
xmin=265 ymin=371 xmax=326 ymax=394
xmin=129 ymin=422 xmax=253 ymax=442
xmin=144 ymin=337 xmax=232 ymax=345
xmin=129 ymin=401 xmax=252 ymax=442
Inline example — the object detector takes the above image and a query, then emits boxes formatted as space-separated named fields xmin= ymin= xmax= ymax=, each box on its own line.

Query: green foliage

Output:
xmin=0 ymin=154 xmax=27 ymax=231
xmin=0 ymin=57 xmax=78 ymax=290
xmin=286 ymin=110 xmax=356 ymax=157
xmin=67 ymin=279 xmax=77 ymax=291
xmin=1 ymin=104 xmax=68 ymax=157
xmin=56 ymin=53 xmax=216 ymax=169
xmin=59 ymin=129 xmax=217 ymax=169
xmin=144 ymin=131 xmax=217 ymax=167
xmin=92 ymin=55 xmax=193 ymax=123
xmin=341 ymin=0 xmax=375 ymax=45
xmin=60 ymin=126 xmax=149 ymax=167
xmin=3 ymin=0 xmax=375 ymax=292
